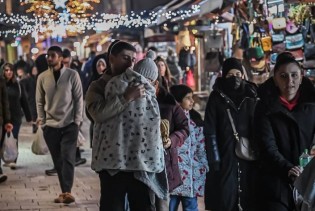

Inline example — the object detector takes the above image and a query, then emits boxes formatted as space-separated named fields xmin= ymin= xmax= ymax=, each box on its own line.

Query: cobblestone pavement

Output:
xmin=0 ymin=120 xmax=206 ymax=211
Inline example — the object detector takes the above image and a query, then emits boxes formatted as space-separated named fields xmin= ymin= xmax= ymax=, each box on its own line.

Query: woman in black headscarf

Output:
xmin=204 ymin=58 xmax=258 ymax=211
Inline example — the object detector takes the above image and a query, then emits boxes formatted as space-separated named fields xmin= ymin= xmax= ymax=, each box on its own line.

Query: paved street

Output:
xmin=0 ymin=120 xmax=206 ymax=211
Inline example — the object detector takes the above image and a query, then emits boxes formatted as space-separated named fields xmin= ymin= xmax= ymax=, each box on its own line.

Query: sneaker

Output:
xmin=45 ymin=168 xmax=57 ymax=176
xmin=0 ymin=174 xmax=8 ymax=183
xmin=54 ymin=193 xmax=65 ymax=203
xmin=75 ymin=158 xmax=87 ymax=166
xmin=10 ymin=163 xmax=16 ymax=170
xmin=63 ymin=192 xmax=75 ymax=204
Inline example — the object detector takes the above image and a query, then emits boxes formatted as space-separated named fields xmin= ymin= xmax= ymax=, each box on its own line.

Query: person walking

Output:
xmin=204 ymin=58 xmax=258 ymax=211
xmin=253 ymin=52 xmax=315 ymax=211
xmin=36 ymin=46 xmax=83 ymax=204
xmin=169 ymin=85 xmax=209 ymax=211
xmin=2 ymin=62 xmax=32 ymax=170
xmin=0 ymin=74 xmax=13 ymax=183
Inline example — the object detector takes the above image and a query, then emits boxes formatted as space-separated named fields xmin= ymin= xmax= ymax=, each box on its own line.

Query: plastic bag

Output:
xmin=31 ymin=127 xmax=49 ymax=155
xmin=1 ymin=132 xmax=18 ymax=163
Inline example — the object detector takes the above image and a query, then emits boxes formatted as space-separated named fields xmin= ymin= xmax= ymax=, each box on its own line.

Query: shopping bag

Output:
xmin=186 ymin=70 xmax=196 ymax=89
xmin=31 ymin=127 xmax=49 ymax=155
xmin=1 ymin=132 xmax=18 ymax=163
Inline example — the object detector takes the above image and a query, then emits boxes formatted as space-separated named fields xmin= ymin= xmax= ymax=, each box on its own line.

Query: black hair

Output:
xmin=62 ymin=48 xmax=71 ymax=58
xmin=170 ymin=84 xmax=193 ymax=103
xmin=35 ymin=53 xmax=48 ymax=76
xmin=148 ymin=46 xmax=158 ymax=53
xmin=48 ymin=46 xmax=63 ymax=57
xmin=274 ymin=52 xmax=302 ymax=73
xmin=109 ymin=40 xmax=136 ymax=56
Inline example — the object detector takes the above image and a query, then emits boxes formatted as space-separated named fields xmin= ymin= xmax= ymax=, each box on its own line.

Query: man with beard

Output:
xmin=36 ymin=46 xmax=83 ymax=204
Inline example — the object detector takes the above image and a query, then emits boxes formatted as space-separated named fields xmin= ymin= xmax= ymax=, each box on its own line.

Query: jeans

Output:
xmin=169 ymin=195 xmax=198 ymax=211
xmin=99 ymin=171 xmax=155 ymax=211
xmin=43 ymin=123 xmax=78 ymax=193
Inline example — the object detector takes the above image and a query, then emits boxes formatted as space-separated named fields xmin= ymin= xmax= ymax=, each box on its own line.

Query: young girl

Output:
xmin=169 ymin=85 xmax=209 ymax=211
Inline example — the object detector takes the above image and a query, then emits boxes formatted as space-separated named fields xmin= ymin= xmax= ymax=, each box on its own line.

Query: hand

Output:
xmin=4 ymin=123 xmax=13 ymax=132
xmin=288 ymin=166 xmax=302 ymax=180
xmin=36 ymin=118 xmax=43 ymax=126
xmin=123 ymin=84 xmax=145 ymax=103
xmin=163 ymin=138 xmax=171 ymax=149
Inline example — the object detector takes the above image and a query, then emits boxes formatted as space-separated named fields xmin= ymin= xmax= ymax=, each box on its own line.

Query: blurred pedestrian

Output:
xmin=2 ymin=62 xmax=32 ymax=170
xmin=155 ymin=56 xmax=174 ymax=91
xmin=167 ymin=48 xmax=181 ymax=84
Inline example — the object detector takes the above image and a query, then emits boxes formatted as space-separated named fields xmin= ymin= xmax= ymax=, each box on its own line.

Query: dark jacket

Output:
xmin=157 ymin=88 xmax=189 ymax=191
xmin=254 ymin=77 xmax=315 ymax=210
xmin=0 ymin=77 xmax=11 ymax=125
xmin=204 ymin=78 xmax=258 ymax=211
xmin=20 ymin=76 xmax=36 ymax=121
xmin=6 ymin=80 xmax=32 ymax=125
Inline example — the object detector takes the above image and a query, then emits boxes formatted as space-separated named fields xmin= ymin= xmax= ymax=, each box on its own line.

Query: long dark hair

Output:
xmin=2 ymin=62 xmax=17 ymax=83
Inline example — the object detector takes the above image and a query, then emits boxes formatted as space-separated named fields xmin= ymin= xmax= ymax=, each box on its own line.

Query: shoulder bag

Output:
xmin=227 ymin=109 xmax=257 ymax=161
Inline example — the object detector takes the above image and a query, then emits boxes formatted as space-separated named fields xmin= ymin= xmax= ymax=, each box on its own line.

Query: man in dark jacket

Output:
xmin=0 ymin=76 xmax=13 ymax=183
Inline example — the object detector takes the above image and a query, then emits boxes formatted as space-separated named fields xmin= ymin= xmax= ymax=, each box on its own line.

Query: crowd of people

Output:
xmin=0 ymin=40 xmax=314 ymax=211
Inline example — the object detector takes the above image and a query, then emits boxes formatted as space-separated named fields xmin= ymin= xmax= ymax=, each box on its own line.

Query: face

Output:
xmin=180 ymin=92 xmax=194 ymax=111
xmin=3 ymin=66 xmax=14 ymax=80
xmin=157 ymin=61 xmax=166 ymax=77
xmin=96 ymin=60 xmax=106 ymax=75
xmin=63 ymin=57 xmax=71 ymax=68
xmin=16 ymin=68 xmax=24 ymax=77
xmin=32 ymin=66 xmax=38 ymax=76
xmin=110 ymin=50 xmax=136 ymax=76
xmin=225 ymin=69 xmax=243 ymax=78
xmin=46 ymin=50 xmax=63 ymax=68
xmin=274 ymin=63 xmax=302 ymax=101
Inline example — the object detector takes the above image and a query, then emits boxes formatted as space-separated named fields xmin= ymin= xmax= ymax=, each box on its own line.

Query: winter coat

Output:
xmin=20 ymin=76 xmax=36 ymax=121
xmin=157 ymin=88 xmax=189 ymax=191
xmin=204 ymin=78 xmax=258 ymax=211
xmin=0 ymin=77 xmax=11 ymax=125
xmin=253 ymin=77 xmax=315 ymax=210
xmin=166 ymin=55 xmax=181 ymax=84
xmin=170 ymin=110 xmax=209 ymax=197
xmin=6 ymin=80 xmax=31 ymax=125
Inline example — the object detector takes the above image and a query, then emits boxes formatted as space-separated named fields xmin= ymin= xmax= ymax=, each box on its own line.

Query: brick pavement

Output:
xmin=0 ymin=121 xmax=206 ymax=211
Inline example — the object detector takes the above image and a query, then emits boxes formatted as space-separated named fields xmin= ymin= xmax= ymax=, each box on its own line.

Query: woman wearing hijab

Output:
xmin=253 ymin=52 xmax=315 ymax=211
xmin=204 ymin=58 xmax=258 ymax=211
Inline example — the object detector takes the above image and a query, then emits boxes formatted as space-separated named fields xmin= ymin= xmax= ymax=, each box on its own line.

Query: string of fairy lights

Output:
xmin=0 ymin=0 xmax=201 ymax=39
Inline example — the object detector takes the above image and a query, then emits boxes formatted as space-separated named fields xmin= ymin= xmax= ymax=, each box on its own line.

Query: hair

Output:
xmin=62 ymin=48 xmax=71 ymax=58
xmin=274 ymin=52 xmax=302 ymax=73
xmin=148 ymin=46 xmax=158 ymax=53
xmin=109 ymin=40 xmax=136 ymax=56
xmin=2 ymin=62 xmax=16 ymax=83
xmin=170 ymin=84 xmax=193 ymax=103
xmin=48 ymin=46 xmax=63 ymax=57
xmin=155 ymin=56 xmax=173 ymax=82
xmin=35 ymin=53 xmax=48 ymax=76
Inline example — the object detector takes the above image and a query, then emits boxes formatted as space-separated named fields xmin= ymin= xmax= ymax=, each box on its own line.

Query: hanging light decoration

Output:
xmin=20 ymin=0 xmax=59 ymax=19
xmin=66 ymin=0 xmax=100 ymax=18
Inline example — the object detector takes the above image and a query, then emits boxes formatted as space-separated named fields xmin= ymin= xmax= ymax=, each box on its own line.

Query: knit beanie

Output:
xmin=170 ymin=85 xmax=193 ymax=103
xmin=134 ymin=50 xmax=158 ymax=81
xmin=222 ymin=57 xmax=243 ymax=78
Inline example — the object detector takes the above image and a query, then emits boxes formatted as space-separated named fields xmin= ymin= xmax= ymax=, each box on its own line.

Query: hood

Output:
xmin=166 ymin=55 xmax=178 ymax=64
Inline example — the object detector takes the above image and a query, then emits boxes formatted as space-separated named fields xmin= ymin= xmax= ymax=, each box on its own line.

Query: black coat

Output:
xmin=204 ymin=78 xmax=258 ymax=211
xmin=6 ymin=80 xmax=32 ymax=125
xmin=254 ymin=77 xmax=315 ymax=210
xmin=0 ymin=77 xmax=11 ymax=125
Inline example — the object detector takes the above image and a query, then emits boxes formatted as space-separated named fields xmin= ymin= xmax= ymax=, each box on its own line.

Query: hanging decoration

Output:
xmin=53 ymin=0 xmax=67 ymax=9
xmin=20 ymin=0 xmax=59 ymax=19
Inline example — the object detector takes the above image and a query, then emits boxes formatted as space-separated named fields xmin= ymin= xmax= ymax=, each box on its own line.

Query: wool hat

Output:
xmin=134 ymin=50 xmax=158 ymax=81
xmin=222 ymin=57 xmax=244 ymax=78
xmin=170 ymin=85 xmax=193 ymax=103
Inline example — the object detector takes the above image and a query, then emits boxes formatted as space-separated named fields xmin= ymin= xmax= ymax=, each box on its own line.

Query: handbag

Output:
xmin=272 ymin=17 xmax=286 ymax=30
xmin=272 ymin=42 xmax=286 ymax=53
xmin=186 ymin=70 xmax=196 ymax=89
xmin=77 ymin=131 xmax=86 ymax=147
xmin=226 ymin=109 xmax=257 ymax=161
xmin=31 ymin=127 xmax=49 ymax=155
xmin=261 ymin=36 xmax=272 ymax=52
xmin=247 ymin=35 xmax=265 ymax=60
xmin=271 ymin=33 xmax=285 ymax=43
xmin=289 ymin=49 xmax=304 ymax=61
xmin=286 ymin=20 xmax=299 ymax=34
xmin=1 ymin=132 xmax=18 ymax=163
xmin=285 ymin=34 xmax=304 ymax=50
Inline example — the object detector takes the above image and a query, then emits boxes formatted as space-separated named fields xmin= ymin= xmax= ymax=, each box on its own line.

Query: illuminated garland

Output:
xmin=0 ymin=4 xmax=200 ymax=37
